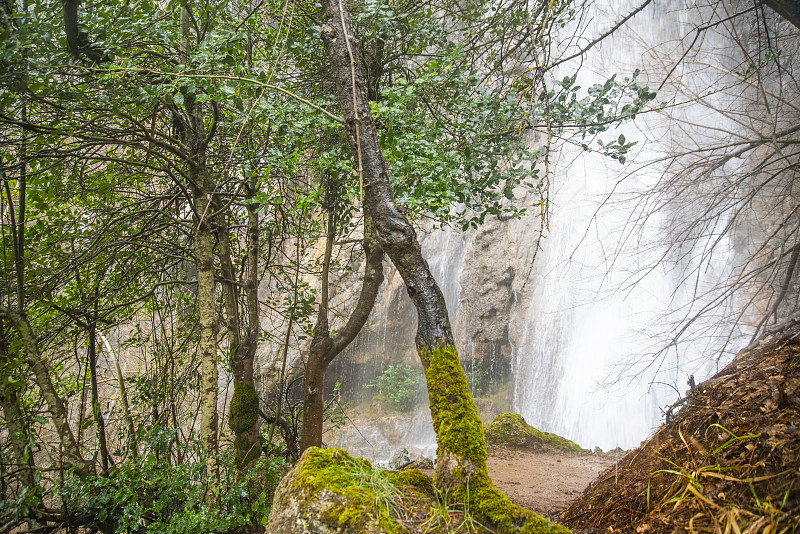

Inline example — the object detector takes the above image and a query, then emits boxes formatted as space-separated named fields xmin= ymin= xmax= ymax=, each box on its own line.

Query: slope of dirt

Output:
xmin=561 ymin=320 xmax=800 ymax=533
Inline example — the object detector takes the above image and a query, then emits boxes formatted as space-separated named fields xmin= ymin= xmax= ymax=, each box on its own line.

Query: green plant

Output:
xmin=325 ymin=381 xmax=352 ymax=431
xmin=421 ymin=484 xmax=491 ymax=534
xmin=370 ymin=364 xmax=425 ymax=412
xmin=57 ymin=426 xmax=285 ymax=533
xmin=349 ymin=458 xmax=404 ymax=521
xmin=389 ymin=448 xmax=412 ymax=470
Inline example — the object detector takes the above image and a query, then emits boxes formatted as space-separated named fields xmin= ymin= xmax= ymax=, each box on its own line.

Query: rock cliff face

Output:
xmin=457 ymin=204 xmax=543 ymax=384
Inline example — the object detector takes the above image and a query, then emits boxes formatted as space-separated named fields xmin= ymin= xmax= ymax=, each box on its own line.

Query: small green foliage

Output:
xmin=57 ymin=426 xmax=284 ymax=533
xmin=464 ymin=367 xmax=491 ymax=397
xmin=484 ymin=413 xmax=584 ymax=452
xmin=228 ymin=382 xmax=259 ymax=434
xmin=371 ymin=364 xmax=425 ymax=411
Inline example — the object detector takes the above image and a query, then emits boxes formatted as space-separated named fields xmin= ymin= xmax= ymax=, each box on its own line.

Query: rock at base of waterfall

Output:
xmin=484 ymin=412 xmax=586 ymax=452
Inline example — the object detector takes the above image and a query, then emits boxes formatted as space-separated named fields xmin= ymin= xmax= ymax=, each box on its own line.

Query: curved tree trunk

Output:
xmin=318 ymin=1 xmax=567 ymax=531
xmin=299 ymin=214 xmax=384 ymax=453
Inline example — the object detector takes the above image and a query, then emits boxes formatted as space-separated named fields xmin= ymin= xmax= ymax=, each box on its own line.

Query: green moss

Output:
xmin=423 ymin=342 xmax=488 ymax=471
xmin=453 ymin=471 xmax=569 ymax=534
xmin=292 ymin=447 xmax=403 ymax=532
xmin=484 ymin=412 xmax=585 ymax=452
xmin=386 ymin=469 xmax=434 ymax=495
xmin=228 ymin=382 xmax=258 ymax=434
xmin=294 ymin=447 xmax=372 ymax=494
xmin=233 ymin=433 xmax=261 ymax=468
xmin=336 ymin=506 xmax=365 ymax=527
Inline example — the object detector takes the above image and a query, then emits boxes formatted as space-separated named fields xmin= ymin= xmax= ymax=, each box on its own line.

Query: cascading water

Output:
xmin=510 ymin=0 xmax=759 ymax=450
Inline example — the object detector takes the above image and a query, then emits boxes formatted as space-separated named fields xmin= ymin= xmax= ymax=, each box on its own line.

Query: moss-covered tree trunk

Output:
xmin=319 ymin=1 xmax=567 ymax=531
xmin=0 ymin=325 xmax=40 ymax=503
xmin=210 ymin=191 xmax=261 ymax=471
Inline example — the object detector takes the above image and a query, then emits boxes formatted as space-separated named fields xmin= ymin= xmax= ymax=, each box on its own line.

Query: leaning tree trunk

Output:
xmin=0 ymin=306 xmax=94 ymax=476
xmin=319 ymin=1 xmax=567 ymax=532
xmin=298 ymin=213 xmax=384 ymax=454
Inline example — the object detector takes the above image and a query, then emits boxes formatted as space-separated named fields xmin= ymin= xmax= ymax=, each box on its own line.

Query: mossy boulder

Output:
xmin=484 ymin=413 xmax=585 ymax=452
xmin=267 ymin=447 xmax=400 ymax=534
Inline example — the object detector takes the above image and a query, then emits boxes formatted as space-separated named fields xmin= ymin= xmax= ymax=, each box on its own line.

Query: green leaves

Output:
xmin=367 ymin=47 xmax=540 ymax=228
xmin=370 ymin=364 xmax=425 ymax=412
xmin=529 ymin=69 xmax=656 ymax=164
xmin=58 ymin=427 xmax=284 ymax=533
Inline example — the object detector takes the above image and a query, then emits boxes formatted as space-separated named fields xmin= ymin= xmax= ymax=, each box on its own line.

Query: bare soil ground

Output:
xmin=416 ymin=448 xmax=625 ymax=523
xmin=486 ymin=448 xmax=625 ymax=521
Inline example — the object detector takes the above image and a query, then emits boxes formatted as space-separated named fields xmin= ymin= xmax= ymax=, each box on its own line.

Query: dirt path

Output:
xmin=485 ymin=449 xmax=624 ymax=520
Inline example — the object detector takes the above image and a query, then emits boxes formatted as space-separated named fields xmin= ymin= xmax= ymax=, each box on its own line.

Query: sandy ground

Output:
xmin=485 ymin=449 xmax=624 ymax=520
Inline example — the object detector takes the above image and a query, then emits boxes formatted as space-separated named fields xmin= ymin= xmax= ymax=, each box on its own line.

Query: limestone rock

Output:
xmin=266 ymin=447 xmax=396 ymax=534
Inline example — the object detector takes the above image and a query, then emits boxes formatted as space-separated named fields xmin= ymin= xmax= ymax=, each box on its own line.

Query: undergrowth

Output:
xmin=55 ymin=426 xmax=285 ymax=533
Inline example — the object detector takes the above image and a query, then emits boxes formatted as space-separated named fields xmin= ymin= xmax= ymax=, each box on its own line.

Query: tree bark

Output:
xmin=87 ymin=323 xmax=110 ymax=473
xmin=319 ymin=2 xmax=452 ymax=353
xmin=98 ymin=330 xmax=138 ymax=458
xmin=298 ymin=213 xmax=384 ymax=453
xmin=192 ymin=164 xmax=221 ymax=504
xmin=0 ymin=328 xmax=38 ymax=503
xmin=60 ymin=0 xmax=107 ymax=63
xmin=0 ymin=306 xmax=94 ymax=476
xmin=180 ymin=4 xmax=220 ymax=501
xmin=213 ymin=190 xmax=262 ymax=471
xmin=318 ymin=2 xmax=567 ymax=531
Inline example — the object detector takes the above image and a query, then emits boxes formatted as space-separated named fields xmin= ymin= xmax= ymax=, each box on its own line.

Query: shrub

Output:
xmin=464 ymin=367 xmax=491 ymax=397
xmin=57 ymin=425 xmax=285 ymax=533
xmin=372 ymin=364 xmax=424 ymax=411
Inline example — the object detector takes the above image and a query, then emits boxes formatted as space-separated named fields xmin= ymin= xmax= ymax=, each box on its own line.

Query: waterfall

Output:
xmin=509 ymin=0 xmax=762 ymax=450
